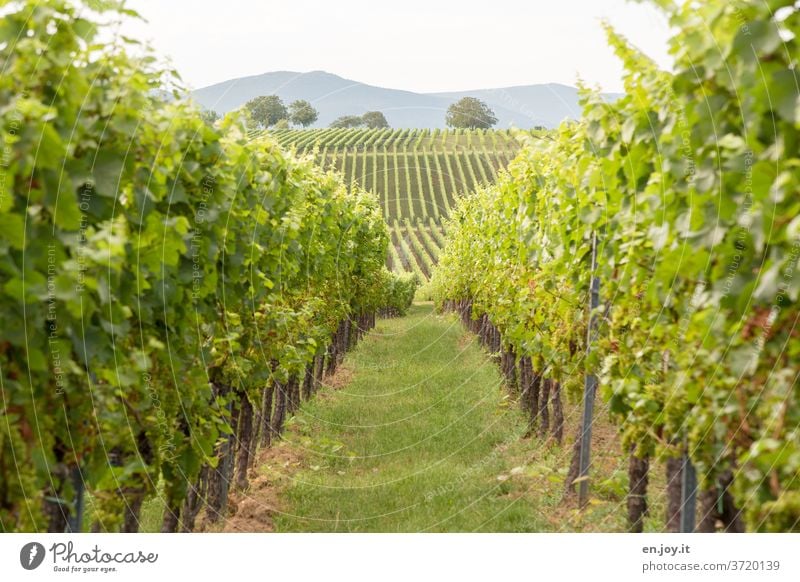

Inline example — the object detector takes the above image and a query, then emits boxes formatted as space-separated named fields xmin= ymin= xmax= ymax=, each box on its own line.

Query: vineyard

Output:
xmin=1 ymin=0 xmax=799 ymax=538
xmin=433 ymin=0 xmax=800 ymax=532
xmin=268 ymin=128 xmax=520 ymax=225
xmin=0 ymin=0 xmax=414 ymax=532
xmin=264 ymin=128 xmax=526 ymax=280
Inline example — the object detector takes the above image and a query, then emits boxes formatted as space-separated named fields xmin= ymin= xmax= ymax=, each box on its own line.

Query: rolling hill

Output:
xmin=261 ymin=127 xmax=531 ymax=282
xmin=192 ymin=70 xmax=619 ymax=129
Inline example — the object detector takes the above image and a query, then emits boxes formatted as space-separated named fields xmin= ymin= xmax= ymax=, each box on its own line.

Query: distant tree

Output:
xmin=273 ymin=118 xmax=290 ymax=130
xmin=445 ymin=97 xmax=497 ymax=129
xmin=289 ymin=99 xmax=318 ymax=127
xmin=245 ymin=95 xmax=288 ymax=128
xmin=200 ymin=109 xmax=220 ymax=124
xmin=361 ymin=111 xmax=389 ymax=129
xmin=330 ymin=115 xmax=365 ymax=129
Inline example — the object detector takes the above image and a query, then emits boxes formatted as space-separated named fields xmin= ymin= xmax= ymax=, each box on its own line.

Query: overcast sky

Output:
xmin=119 ymin=0 xmax=673 ymax=93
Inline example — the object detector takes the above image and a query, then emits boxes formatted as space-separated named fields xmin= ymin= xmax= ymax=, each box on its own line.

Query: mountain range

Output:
xmin=190 ymin=70 xmax=619 ymax=129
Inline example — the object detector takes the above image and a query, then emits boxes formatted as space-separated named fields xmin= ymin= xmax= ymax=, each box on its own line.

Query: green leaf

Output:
xmin=734 ymin=20 xmax=782 ymax=58
xmin=0 ymin=16 xmax=24 ymax=44
xmin=754 ymin=264 xmax=780 ymax=301
xmin=55 ymin=187 xmax=82 ymax=230
xmin=770 ymin=69 xmax=800 ymax=123
xmin=0 ymin=213 xmax=25 ymax=248
xmin=72 ymin=19 xmax=97 ymax=41
xmin=92 ymin=151 xmax=124 ymax=198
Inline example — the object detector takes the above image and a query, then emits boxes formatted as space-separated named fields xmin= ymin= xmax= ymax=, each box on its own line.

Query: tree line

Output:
xmin=206 ymin=94 xmax=510 ymax=130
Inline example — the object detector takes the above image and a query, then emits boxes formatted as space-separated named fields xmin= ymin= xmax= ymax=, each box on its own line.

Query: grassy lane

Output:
xmin=259 ymin=303 xmax=559 ymax=532
xmin=120 ymin=305 xmax=652 ymax=533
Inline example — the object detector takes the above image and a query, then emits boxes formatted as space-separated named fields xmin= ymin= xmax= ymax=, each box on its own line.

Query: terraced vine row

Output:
xmin=0 ymin=0 xmax=416 ymax=533
xmin=384 ymin=219 xmax=447 ymax=282
xmin=263 ymin=128 xmax=521 ymax=280
xmin=268 ymin=128 xmax=525 ymax=224
xmin=433 ymin=0 xmax=800 ymax=533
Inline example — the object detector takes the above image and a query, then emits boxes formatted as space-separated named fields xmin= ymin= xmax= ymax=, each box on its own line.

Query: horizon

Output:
xmin=197 ymin=68 xmax=624 ymax=95
xmin=121 ymin=0 xmax=673 ymax=93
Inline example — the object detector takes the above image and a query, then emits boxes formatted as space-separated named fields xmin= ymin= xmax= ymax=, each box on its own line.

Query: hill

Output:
xmin=192 ymin=70 xmax=619 ymax=129
xmin=263 ymin=127 xmax=531 ymax=282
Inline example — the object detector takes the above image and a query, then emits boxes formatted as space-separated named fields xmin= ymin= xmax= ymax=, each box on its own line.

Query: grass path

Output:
xmin=129 ymin=304 xmax=648 ymax=533
xmin=231 ymin=302 xmax=635 ymax=533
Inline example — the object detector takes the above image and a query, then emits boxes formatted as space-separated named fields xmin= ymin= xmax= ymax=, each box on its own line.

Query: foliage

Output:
xmin=289 ymin=99 xmax=319 ymax=128
xmin=0 ymin=0 xmax=392 ymax=531
xmin=433 ymin=0 xmax=800 ymax=531
xmin=362 ymin=111 xmax=389 ymax=129
xmin=200 ymin=109 xmax=220 ymax=124
xmin=445 ymin=97 xmax=497 ymax=129
xmin=330 ymin=115 xmax=365 ymax=128
xmin=379 ymin=271 xmax=418 ymax=316
xmin=245 ymin=94 xmax=288 ymax=127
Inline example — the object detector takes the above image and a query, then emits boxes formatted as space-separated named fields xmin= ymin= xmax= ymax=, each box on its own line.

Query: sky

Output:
xmin=118 ymin=0 xmax=673 ymax=93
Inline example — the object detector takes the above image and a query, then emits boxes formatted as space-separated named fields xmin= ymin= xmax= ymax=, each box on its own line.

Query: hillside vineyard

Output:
xmin=0 ymin=0 xmax=415 ymax=532
xmin=432 ymin=1 xmax=800 ymax=532
xmin=0 ymin=0 xmax=798 ymax=536
xmin=263 ymin=128 xmax=527 ymax=281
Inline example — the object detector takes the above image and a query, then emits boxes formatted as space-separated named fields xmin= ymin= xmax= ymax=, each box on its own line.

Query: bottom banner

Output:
xmin=1 ymin=533 xmax=797 ymax=581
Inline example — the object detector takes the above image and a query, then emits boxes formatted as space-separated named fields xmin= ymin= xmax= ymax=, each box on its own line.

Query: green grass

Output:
xmin=271 ymin=304 xmax=551 ymax=532
xmin=96 ymin=304 xmax=643 ymax=533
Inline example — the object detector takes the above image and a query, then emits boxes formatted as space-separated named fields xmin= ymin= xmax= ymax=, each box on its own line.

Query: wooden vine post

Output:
xmin=65 ymin=467 xmax=85 ymax=533
xmin=680 ymin=442 xmax=698 ymax=532
xmin=578 ymin=231 xmax=600 ymax=508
